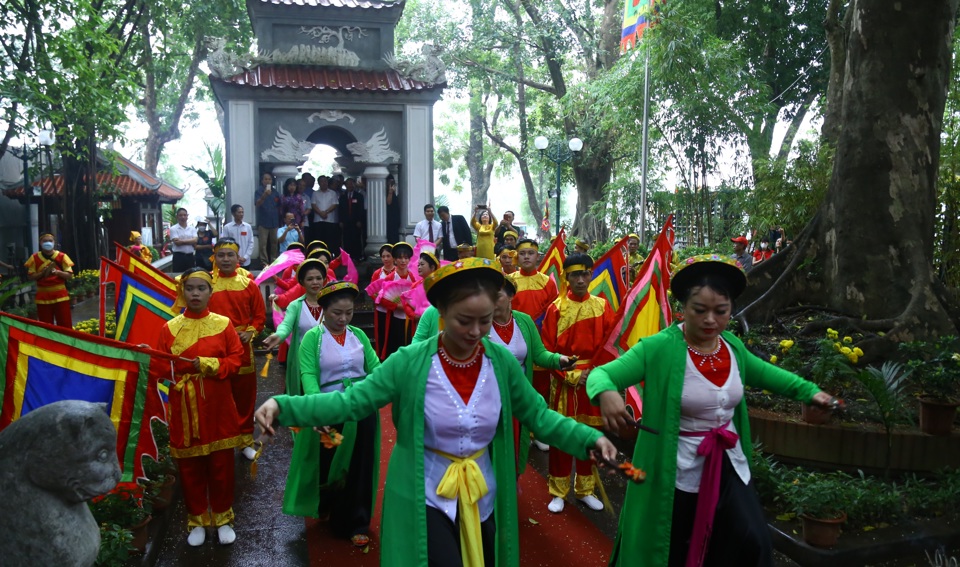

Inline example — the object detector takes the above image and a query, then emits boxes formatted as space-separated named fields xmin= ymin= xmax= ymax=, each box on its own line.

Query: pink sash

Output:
xmin=679 ymin=422 xmax=739 ymax=567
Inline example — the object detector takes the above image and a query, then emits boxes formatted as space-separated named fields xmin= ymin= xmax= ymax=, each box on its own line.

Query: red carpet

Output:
xmin=306 ymin=405 xmax=613 ymax=565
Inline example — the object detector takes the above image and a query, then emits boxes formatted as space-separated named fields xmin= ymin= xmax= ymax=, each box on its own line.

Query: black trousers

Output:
xmin=172 ymin=251 xmax=193 ymax=272
xmin=426 ymin=506 xmax=496 ymax=567
xmin=668 ymin=453 xmax=773 ymax=567
xmin=316 ymin=412 xmax=378 ymax=538
xmin=313 ymin=221 xmax=341 ymax=253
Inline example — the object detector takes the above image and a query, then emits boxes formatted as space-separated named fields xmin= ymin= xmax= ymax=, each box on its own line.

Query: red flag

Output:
xmin=114 ymin=242 xmax=177 ymax=294
xmin=538 ymin=228 xmax=567 ymax=296
xmin=588 ymin=235 xmax=631 ymax=311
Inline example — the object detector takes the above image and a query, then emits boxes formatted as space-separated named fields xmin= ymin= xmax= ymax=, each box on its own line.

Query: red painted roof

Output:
xmin=213 ymin=65 xmax=441 ymax=92
xmin=256 ymin=0 xmax=400 ymax=8
xmin=3 ymin=152 xmax=184 ymax=202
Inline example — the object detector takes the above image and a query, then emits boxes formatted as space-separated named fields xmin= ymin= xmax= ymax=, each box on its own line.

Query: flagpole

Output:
xmin=639 ymin=47 xmax=651 ymax=248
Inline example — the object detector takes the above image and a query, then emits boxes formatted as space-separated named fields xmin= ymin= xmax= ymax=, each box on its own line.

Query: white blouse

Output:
xmin=488 ymin=318 xmax=528 ymax=373
xmin=423 ymin=355 xmax=501 ymax=523
xmin=675 ymin=336 xmax=751 ymax=493
xmin=316 ymin=326 xmax=366 ymax=392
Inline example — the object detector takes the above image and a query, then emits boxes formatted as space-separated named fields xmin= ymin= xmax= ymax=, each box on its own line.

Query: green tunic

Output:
xmin=272 ymin=295 xmax=317 ymax=397
xmin=586 ymin=324 xmax=821 ymax=567
xmin=274 ymin=337 xmax=603 ymax=567
xmin=281 ymin=324 xmax=381 ymax=518
xmin=411 ymin=305 xmax=440 ymax=343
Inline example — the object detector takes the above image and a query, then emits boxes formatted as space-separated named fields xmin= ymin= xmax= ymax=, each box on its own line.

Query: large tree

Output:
xmin=740 ymin=0 xmax=960 ymax=341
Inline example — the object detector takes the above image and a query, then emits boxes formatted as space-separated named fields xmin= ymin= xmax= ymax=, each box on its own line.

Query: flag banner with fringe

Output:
xmin=113 ymin=242 xmax=177 ymax=294
xmin=595 ymin=216 xmax=674 ymax=419
xmin=0 ymin=312 xmax=174 ymax=483
xmin=589 ymin=235 xmax=631 ymax=311
xmin=621 ymin=0 xmax=666 ymax=51
xmin=99 ymin=257 xmax=178 ymax=344
xmin=538 ymin=228 xmax=567 ymax=297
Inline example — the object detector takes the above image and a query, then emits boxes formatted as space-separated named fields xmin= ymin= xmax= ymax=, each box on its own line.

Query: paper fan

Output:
xmin=255 ymin=249 xmax=305 ymax=285
xmin=377 ymin=279 xmax=413 ymax=310
xmin=400 ymin=281 xmax=430 ymax=319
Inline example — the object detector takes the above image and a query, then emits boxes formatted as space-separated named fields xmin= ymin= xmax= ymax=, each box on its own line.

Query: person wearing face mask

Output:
xmin=752 ymin=237 xmax=773 ymax=266
xmin=26 ymin=233 xmax=74 ymax=327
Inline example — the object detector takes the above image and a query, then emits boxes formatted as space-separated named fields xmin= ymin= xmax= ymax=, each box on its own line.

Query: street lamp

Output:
xmin=535 ymin=136 xmax=583 ymax=236
xmin=38 ymin=127 xmax=55 ymax=234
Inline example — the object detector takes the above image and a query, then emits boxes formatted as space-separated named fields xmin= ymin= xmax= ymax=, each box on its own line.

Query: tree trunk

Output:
xmin=740 ymin=0 xmax=960 ymax=341
xmin=467 ymin=79 xmax=488 ymax=208
xmin=820 ymin=0 xmax=850 ymax=146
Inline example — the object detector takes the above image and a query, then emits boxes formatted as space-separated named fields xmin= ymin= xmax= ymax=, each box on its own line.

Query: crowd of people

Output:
xmin=19 ymin=187 xmax=837 ymax=567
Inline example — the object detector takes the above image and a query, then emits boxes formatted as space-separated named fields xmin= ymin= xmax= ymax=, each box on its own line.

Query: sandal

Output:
xmin=351 ymin=534 xmax=370 ymax=548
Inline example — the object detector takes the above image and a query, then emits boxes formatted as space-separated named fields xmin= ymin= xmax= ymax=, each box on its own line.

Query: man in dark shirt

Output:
xmin=436 ymin=205 xmax=473 ymax=261
xmin=255 ymin=172 xmax=281 ymax=265
xmin=339 ymin=179 xmax=366 ymax=262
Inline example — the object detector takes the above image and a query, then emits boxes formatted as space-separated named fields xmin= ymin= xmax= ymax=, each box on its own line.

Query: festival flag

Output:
xmin=596 ymin=216 xmax=674 ymax=420
xmin=114 ymin=242 xmax=177 ymax=294
xmin=541 ymin=201 xmax=551 ymax=234
xmin=0 ymin=312 xmax=173 ymax=483
xmin=621 ymin=0 xmax=666 ymax=51
xmin=538 ymin=228 xmax=567 ymax=296
xmin=589 ymin=235 xmax=631 ymax=311
xmin=99 ymin=257 xmax=178 ymax=344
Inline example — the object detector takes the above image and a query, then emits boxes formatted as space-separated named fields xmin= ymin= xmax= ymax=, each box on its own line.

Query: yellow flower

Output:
xmin=770 ymin=355 xmax=778 ymax=364
xmin=748 ymin=339 xmax=754 ymax=346
xmin=846 ymin=353 xmax=859 ymax=364
xmin=834 ymin=342 xmax=842 ymax=352
xmin=854 ymin=347 xmax=864 ymax=357
xmin=952 ymin=353 xmax=960 ymax=362
xmin=840 ymin=346 xmax=852 ymax=355
xmin=826 ymin=328 xmax=839 ymax=340
xmin=843 ymin=336 xmax=853 ymax=344
xmin=780 ymin=339 xmax=795 ymax=352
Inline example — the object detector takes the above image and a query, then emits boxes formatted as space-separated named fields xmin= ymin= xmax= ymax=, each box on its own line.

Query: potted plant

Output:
xmin=901 ymin=336 xmax=960 ymax=435
xmin=786 ymin=471 xmax=848 ymax=548
xmin=802 ymin=330 xmax=858 ymax=424
xmin=89 ymin=486 xmax=152 ymax=552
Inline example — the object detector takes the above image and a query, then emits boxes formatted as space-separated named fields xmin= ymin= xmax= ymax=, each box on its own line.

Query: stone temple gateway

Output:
xmin=209 ymin=0 xmax=445 ymax=258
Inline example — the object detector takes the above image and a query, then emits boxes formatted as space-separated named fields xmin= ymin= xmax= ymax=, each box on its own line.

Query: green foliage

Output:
xmin=94 ymin=524 xmax=135 ymax=567
xmin=935 ymin=32 xmax=960 ymax=288
xmin=89 ymin=486 xmax=151 ymax=528
xmin=900 ymin=336 xmax=960 ymax=402
xmin=856 ymin=362 xmax=913 ymax=429
xmin=785 ymin=470 xmax=849 ymax=520
xmin=184 ymin=144 xmax=226 ymax=229
xmin=0 ymin=278 xmax=31 ymax=311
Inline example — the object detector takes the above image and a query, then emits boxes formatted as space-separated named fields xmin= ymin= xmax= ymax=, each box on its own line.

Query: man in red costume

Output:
xmin=25 ymin=233 xmax=74 ymax=327
xmin=541 ymin=253 xmax=616 ymax=514
xmin=160 ymin=268 xmax=249 ymax=546
xmin=207 ymin=238 xmax=266 ymax=461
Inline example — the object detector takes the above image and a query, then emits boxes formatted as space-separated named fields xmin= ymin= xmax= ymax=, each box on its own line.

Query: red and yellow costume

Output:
xmin=508 ymin=267 xmax=559 ymax=402
xmin=25 ymin=248 xmax=74 ymax=327
xmin=541 ymin=289 xmax=616 ymax=499
xmin=208 ymin=254 xmax=266 ymax=441
xmin=159 ymin=282 xmax=249 ymax=528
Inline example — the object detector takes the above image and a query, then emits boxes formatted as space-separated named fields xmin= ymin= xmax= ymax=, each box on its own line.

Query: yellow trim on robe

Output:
xmin=554 ymin=294 xmax=608 ymax=337
xmin=507 ymin=270 xmax=550 ymax=292
xmin=167 ymin=313 xmax=233 ymax=355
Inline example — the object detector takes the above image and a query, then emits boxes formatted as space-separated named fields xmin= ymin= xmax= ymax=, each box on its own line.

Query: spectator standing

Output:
xmin=277 ymin=213 xmax=303 ymax=253
xmin=281 ymin=179 xmax=305 ymax=227
xmin=385 ymin=176 xmax=401 ymax=244
xmin=26 ymin=233 xmax=73 ymax=327
xmin=299 ymin=174 xmax=315 ymax=242
xmin=169 ymin=207 xmax=198 ymax=272
xmin=255 ymin=172 xmax=281 ymax=265
xmin=194 ymin=218 xmax=216 ymax=270
xmin=494 ymin=210 xmax=524 ymax=247
xmin=339 ymin=179 xmax=366 ymax=262
xmin=752 ymin=237 xmax=773 ymax=266
xmin=436 ymin=205 xmax=472 ymax=262
xmin=412 ymin=204 xmax=442 ymax=248
xmin=730 ymin=236 xmax=753 ymax=274
xmin=471 ymin=206 xmax=496 ymax=260
xmin=311 ymin=175 xmax=341 ymax=252
xmin=221 ymin=205 xmax=254 ymax=268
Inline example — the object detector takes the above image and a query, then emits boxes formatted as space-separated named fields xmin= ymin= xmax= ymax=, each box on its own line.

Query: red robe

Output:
xmin=158 ymin=309 xmax=249 ymax=456
xmin=507 ymin=269 xmax=558 ymax=323
xmin=25 ymin=250 xmax=73 ymax=305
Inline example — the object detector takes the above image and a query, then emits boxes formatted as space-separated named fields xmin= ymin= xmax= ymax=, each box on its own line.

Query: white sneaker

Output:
xmin=242 ymin=446 xmax=257 ymax=461
xmin=187 ymin=526 xmax=206 ymax=547
xmin=578 ymin=494 xmax=604 ymax=511
xmin=532 ymin=440 xmax=550 ymax=452
xmin=547 ymin=497 xmax=565 ymax=513
xmin=217 ymin=524 xmax=236 ymax=545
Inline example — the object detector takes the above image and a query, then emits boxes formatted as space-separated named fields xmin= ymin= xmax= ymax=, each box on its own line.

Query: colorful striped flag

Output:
xmin=538 ymin=228 xmax=567 ymax=297
xmin=113 ymin=242 xmax=177 ymax=294
xmin=541 ymin=201 xmax=551 ymax=234
xmin=99 ymin=257 xmax=178 ymax=344
xmin=621 ymin=0 xmax=666 ymax=51
xmin=589 ymin=235 xmax=631 ymax=311
xmin=0 ymin=313 xmax=173 ymax=483
xmin=596 ymin=216 xmax=674 ymax=419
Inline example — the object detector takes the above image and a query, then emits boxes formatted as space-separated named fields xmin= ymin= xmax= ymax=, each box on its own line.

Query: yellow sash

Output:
xmin=173 ymin=373 xmax=205 ymax=446
xmin=432 ymin=447 xmax=489 ymax=567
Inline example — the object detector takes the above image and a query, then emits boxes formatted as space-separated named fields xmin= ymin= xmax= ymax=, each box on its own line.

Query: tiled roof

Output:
xmin=256 ymin=0 xmax=400 ymax=8
xmin=3 ymin=152 xmax=184 ymax=202
xmin=213 ymin=65 xmax=441 ymax=92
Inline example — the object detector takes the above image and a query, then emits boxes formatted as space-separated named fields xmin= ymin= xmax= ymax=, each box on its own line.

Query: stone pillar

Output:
xmin=364 ymin=165 xmax=390 ymax=256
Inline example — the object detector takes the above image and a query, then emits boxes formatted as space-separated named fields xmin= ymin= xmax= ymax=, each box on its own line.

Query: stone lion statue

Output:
xmin=0 ymin=400 xmax=122 ymax=567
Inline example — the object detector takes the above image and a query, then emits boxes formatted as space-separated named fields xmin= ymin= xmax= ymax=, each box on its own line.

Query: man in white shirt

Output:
xmin=221 ymin=204 xmax=254 ymax=267
xmin=412 ymin=203 xmax=442 ymax=247
xmin=169 ymin=207 xmax=198 ymax=272
xmin=311 ymin=175 xmax=341 ymax=251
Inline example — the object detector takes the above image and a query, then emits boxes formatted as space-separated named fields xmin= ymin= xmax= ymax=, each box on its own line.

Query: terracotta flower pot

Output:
xmin=801 ymin=402 xmax=832 ymax=425
xmin=801 ymin=512 xmax=846 ymax=548
xmin=128 ymin=515 xmax=152 ymax=552
xmin=919 ymin=398 xmax=959 ymax=436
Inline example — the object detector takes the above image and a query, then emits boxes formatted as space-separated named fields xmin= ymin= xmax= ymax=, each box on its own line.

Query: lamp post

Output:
xmin=534 ymin=136 xmax=583 ymax=235
xmin=38 ymin=127 xmax=55 ymax=234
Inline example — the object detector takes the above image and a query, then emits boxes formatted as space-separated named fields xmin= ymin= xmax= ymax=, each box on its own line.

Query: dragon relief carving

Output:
xmin=347 ymin=128 xmax=400 ymax=164
xmin=261 ymin=126 xmax=316 ymax=163
xmin=383 ymin=44 xmax=447 ymax=86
